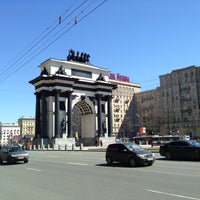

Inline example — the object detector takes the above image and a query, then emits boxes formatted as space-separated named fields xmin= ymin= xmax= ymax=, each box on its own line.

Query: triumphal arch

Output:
xmin=30 ymin=50 xmax=117 ymax=147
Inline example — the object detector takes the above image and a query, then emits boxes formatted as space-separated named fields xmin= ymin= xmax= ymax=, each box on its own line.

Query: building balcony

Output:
xmin=114 ymin=108 xmax=120 ymax=112
xmin=114 ymin=98 xmax=119 ymax=103
xmin=124 ymin=100 xmax=129 ymax=104
xmin=114 ymin=118 xmax=120 ymax=122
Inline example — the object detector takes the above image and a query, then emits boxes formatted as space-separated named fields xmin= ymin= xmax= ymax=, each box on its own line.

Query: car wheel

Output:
xmin=165 ymin=152 xmax=172 ymax=160
xmin=106 ymin=156 xmax=113 ymax=165
xmin=148 ymin=162 xmax=153 ymax=166
xmin=24 ymin=159 xmax=28 ymax=163
xmin=0 ymin=158 xmax=3 ymax=164
xmin=7 ymin=157 xmax=13 ymax=164
xmin=129 ymin=158 xmax=136 ymax=167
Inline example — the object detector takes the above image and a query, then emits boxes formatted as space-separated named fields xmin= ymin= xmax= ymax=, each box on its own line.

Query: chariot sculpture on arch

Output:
xmin=67 ymin=49 xmax=90 ymax=63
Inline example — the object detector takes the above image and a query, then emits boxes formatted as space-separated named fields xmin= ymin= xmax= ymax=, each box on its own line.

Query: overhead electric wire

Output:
xmin=22 ymin=0 xmax=99 ymax=60
xmin=0 ymin=1 xmax=80 ymax=77
xmin=0 ymin=0 xmax=107 ymax=83
xmin=0 ymin=0 xmax=88 ymax=81
xmin=0 ymin=0 xmax=160 ymax=92
xmin=0 ymin=0 xmax=103 ymax=83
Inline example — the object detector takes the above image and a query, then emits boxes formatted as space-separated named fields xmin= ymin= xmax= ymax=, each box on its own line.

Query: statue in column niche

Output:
xmin=103 ymin=121 xmax=107 ymax=133
xmin=61 ymin=119 xmax=66 ymax=134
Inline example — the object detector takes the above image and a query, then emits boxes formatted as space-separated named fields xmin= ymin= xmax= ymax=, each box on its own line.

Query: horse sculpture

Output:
xmin=67 ymin=49 xmax=90 ymax=63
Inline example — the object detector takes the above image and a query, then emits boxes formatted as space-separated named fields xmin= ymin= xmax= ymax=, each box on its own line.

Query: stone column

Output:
xmin=35 ymin=92 xmax=41 ymax=138
xmin=67 ymin=91 xmax=73 ymax=138
xmin=107 ymin=95 xmax=113 ymax=137
xmin=96 ymin=94 xmax=103 ymax=137
xmin=55 ymin=90 xmax=61 ymax=138
xmin=41 ymin=91 xmax=47 ymax=138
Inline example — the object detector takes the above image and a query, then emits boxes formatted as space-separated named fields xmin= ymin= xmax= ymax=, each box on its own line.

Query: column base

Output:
xmin=99 ymin=136 xmax=116 ymax=147
xmin=52 ymin=137 xmax=75 ymax=146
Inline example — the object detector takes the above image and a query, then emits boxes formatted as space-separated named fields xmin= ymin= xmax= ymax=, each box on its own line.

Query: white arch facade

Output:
xmin=30 ymin=58 xmax=117 ymax=146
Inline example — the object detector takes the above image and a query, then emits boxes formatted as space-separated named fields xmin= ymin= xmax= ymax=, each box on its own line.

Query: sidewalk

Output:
xmin=86 ymin=146 xmax=106 ymax=152
xmin=86 ymin=145 xmax=159 ymax=153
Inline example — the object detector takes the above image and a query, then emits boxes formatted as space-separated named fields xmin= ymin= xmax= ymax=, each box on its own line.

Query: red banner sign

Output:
xmin=109 ymin=73 xmax=130 ymax=83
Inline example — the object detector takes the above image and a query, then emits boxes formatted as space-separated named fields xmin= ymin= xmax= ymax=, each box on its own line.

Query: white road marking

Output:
xmin=147 ymin=189 xmax=200 ymax=200
xmin=66 ymin=162 xmax=88 ymax=166
xmin=47 ymin=155 xmax=60 ymax=158
xmin=26 ymin=168 xmax=41 ymax=172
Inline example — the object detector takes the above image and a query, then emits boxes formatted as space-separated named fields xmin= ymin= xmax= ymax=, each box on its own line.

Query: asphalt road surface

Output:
xmin=0 ymin=151 xmax=200 ymax=200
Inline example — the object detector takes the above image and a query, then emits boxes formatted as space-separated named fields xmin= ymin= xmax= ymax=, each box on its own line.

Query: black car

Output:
xmin=105 ymin=143 xmax=155 ymax=167
xmin=159 ymin=140 xmax=200 ymax=160
xmin=0 ymin=146 xmax=29 ymax=164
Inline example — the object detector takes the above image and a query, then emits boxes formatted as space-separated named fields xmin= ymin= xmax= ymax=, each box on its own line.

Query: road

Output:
xmin=0 ymin=151 xmax=200 ymax=200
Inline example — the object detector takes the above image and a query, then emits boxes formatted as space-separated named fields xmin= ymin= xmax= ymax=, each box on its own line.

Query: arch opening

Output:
xmin=72 ymin=101 xmax=95 ymax=144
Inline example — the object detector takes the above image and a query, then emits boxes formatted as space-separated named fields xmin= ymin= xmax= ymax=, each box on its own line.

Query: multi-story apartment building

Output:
xmin=18 ymin=117 xmax=35 ymax=139
xmin=109 ymin=73 xmax=141 ymax=138
xmin=133 ymin=88 xmax=161 ymax=134
xmin=135 ymin=65 xmax=200 ymax=137
xmin=160 ymin=65 xmax=200 ymax=136
xmin=0 ymin=123 xmax=20 ymax=145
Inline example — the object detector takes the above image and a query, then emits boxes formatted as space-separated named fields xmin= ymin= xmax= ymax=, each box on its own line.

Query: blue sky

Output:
xmin=1 ymin=0 xmax=200 ymax=122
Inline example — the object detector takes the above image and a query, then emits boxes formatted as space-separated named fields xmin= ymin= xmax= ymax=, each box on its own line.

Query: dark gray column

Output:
xmin=96 ymin=94 xmax=103 ymax=137
xmin=55 ymin=90 xmax=61 ymax=138
xmin=41 ymin=91 xmax=47 ymax=138
xmin=35 ymin=92 xmax=41 ymax=138
xmin=67 ymin=91 xmax=73 ymax=138
xmin=107 ymin=95 xmax=113 ymax=137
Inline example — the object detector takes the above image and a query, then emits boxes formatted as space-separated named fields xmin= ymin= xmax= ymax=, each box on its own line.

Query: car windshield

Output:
xmin=124 ymin=143 xmax=144 ymax=151
xmin=9 ymin=146 xmax=22 ymax=152
xmin=187 ymin=140 xmax=200 ymax=147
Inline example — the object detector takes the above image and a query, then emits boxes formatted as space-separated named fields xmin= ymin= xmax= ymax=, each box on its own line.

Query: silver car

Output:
xmin=0 ymin=146 xmax=29 ymax=164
